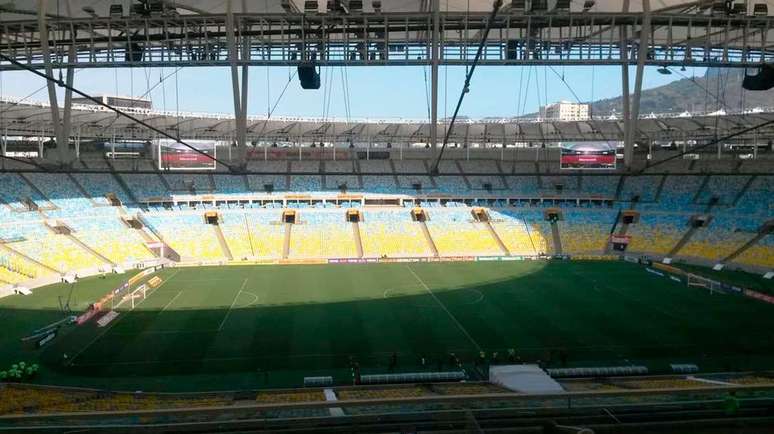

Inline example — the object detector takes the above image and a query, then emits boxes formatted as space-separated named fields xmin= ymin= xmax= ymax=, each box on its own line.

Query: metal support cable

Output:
xmin=431 ymin=0 xmax=502 ymax=175
xmin=0 ymin=52 xmax=235 ymax=171
xmin=547 ymin=65 xmax=583 ymax=104
xmin=637 ymin=117 xmax=774 ymax=174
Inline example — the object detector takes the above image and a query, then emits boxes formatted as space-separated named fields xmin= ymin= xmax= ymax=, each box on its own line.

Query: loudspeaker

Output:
xmin=126 ymin=42 xmax=144 ymax=62
xmin=506 ymin=40 xmax=519 ymax=60
xmin=691 ymin=216 xmax=709 ymax=228
xmin=742 ymin=64 xmax=774 ymax=91
xmin=298 ymin=63 xmax=321 ymax=89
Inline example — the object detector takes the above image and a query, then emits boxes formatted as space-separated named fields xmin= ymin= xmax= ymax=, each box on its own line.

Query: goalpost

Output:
xmin=686 ymin=273 xmax=724 ymax=295
xmin=116 ymin=284 xmax=151 ymax=310
xmin=115 ymin=277 xmax=164 ymax=310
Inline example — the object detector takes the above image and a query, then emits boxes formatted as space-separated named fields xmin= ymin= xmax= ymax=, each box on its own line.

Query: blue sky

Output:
xmin=1 ymin=65 xmax=703 ymax=119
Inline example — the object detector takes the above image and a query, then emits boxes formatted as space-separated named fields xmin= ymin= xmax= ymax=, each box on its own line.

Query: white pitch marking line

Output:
xmin=162 ymin=291 xmax=183 ymax=312
xmin=405 ymin=265 xmax=482 ymax=352
xmin=218 ymin=278 xmax=248 ymax=331
xmin=70 ymin=269 xmax=180 ymax=364
xmin=465 ymin=289 xmax=485 ymax=305
xmin=237 ymin=290 xmax=260 ymax=309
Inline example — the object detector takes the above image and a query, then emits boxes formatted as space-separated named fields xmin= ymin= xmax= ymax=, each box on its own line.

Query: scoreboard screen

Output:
xmin=560 ymin=142 xmax=617 ymax=170
xmin=158 ymin=139 xmax=216 ymax=170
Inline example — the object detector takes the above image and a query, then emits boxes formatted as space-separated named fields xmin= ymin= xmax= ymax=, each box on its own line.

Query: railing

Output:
xmin=0 ymin=382 xmax=772 ymax=425
xmin=3 ymin=96 xmax=774 ymax=125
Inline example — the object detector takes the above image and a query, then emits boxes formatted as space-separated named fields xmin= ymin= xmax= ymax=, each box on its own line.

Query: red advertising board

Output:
xmin=561 ymin=142 xmax=617 ymax=170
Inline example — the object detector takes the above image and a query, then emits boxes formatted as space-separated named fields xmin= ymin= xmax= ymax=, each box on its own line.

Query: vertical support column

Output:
xmin=628 ymin=0 xmax=651 ymax=170
xmin=619 ymin=26 xmax=631 ymax=168
xmin=61 ymin=51 xmax=76 ymax=164
xmin=1 ymin=128 xmax=6 ymax=170
xmin=240 ymin=31 xmax=249 ymax=140
xmin=429 ymin=0 xmax=440 ymax=150
xmin=38 ymin=0 xmax=64 ymax=163
xmin=75 ymin=128 xmax=81 ymax=159
xmin=227 ymin=0 xmax=248 ymax=169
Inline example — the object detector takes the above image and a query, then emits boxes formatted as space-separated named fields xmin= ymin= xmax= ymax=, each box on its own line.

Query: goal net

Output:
xmin=117 ymin=284 xmax=152 ymax=310
xmin=686 ymin=273 xmax=724 ymax=294
xmin=113 ymin=276 xmax=164 ymax=310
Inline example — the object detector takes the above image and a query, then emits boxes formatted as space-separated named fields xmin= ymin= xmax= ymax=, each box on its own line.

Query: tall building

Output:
xmin=540 ymin=101 xmax=590 ymax=121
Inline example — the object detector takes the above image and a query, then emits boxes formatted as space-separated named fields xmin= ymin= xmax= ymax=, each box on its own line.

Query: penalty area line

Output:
xmin=161 ymin=290 xmax=183 ymax=312
xmin=68 ymin=269 xmax=180 ymax=365
xmin=218 ymin=278 xmax=248 ymax=331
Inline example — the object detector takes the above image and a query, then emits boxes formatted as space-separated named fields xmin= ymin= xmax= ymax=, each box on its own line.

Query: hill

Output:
xmin=590 ymin=67 xmax=774 ymax=116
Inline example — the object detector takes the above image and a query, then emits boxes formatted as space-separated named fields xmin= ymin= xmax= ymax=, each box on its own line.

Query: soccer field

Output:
xmin=5 ymin=260 xmax=774 ymax=391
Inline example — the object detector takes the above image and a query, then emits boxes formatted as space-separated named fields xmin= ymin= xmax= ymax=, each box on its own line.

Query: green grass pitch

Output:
xmin=2 ymin=260 xmax=773 ymax=392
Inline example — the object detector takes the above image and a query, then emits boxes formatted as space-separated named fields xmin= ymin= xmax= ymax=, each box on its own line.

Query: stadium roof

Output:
xmin=2 ymin=0 xmax=773 ymax=70
xmin=3 ymin=97 xmax=773 ymax=144
xmin=3 ymin=1 xmax=768 ymax=17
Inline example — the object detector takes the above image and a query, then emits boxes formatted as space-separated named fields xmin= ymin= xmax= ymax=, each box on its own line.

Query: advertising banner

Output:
xmin=560 ymin=142 xmax=616 ymax=170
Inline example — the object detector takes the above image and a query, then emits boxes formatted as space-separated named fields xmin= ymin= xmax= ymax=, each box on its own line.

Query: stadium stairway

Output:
xmin=603 ymin=210 xmax=631 ymax=253
xmin=238 ymin=173 xmax=250 ymax=192
xmin=111 ymin=173 xmax=141 ymax=204
xmin=692 ymin=175 xmax=711 ymax=204
xmin=283 ymin=223 xmax=292 ymax=259
xmin=668 ymin=220 xmax=701 ymax=258
xmin=117 ymin=217 xmax=159 ymax=258
xmin=454 ymin=160 xmax=473 ymax=190
xmin=550 ymin=221 xmax=563 ymax=255
xmin=352 ymin=160 xmax=365 ymax=189
xmin=213 ymin=223 xmax=234 ymax=261
xmin=284 ymin=162 xmax=292 ymax=191
xmin=421 ymin=160 xmax=439 ymax=189
xmin=419 ymin=220 xmax=440 ymax=257
xmin=0 ymin=243 xmax=58 ymax=275
xmin=388 ymin=160 xmax=401 ymax=187
xmin=17 ymin=173 xmax=56 ymax=211
xmin=66 ymin=174 xmax=101 ymax=207
xmin=722 ymin=223 xmax=773 ymax=264
xmin=732 ymin=175 xmax=757 ymax=206
xmin=617 ymin=218 xmax=631 ymax=233
xmin=135 ymin=214 xmax=181 ymax=261
xmin=653 ymin=175 xmax=668 ymax=202
xmin=156 ymin=172 xmax=172 ymax=191
xmin=614 ymin=176 xmax=626 ymax=200
xmin=66 ymin=230 xmax=117 ymax=267
xmin=133 ymin=222 xmax=160 ymax=246
xmin=352 ymin=221 xmax=364 ymax=258
xmin=603 ymin=214 xmax=619 ymax=254
xmin=484 ymin=220 xmax=510 ymax=256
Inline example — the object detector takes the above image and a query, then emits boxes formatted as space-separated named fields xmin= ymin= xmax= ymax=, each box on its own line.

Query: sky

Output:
xmin=0 ymin=64 xmax=704 ymax=120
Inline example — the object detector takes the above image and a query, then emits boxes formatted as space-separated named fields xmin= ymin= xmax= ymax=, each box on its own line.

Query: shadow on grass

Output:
xmin=1 ymin=261 xmax=773 ymax=391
